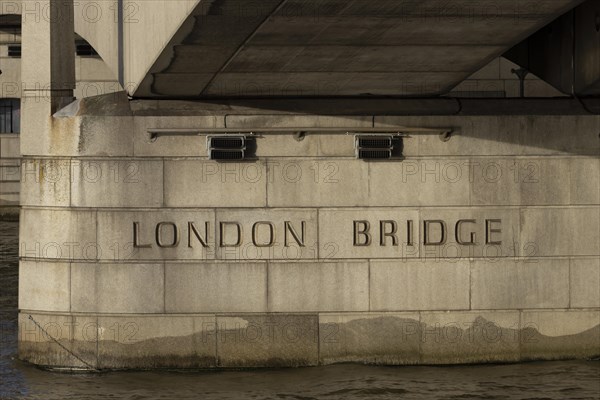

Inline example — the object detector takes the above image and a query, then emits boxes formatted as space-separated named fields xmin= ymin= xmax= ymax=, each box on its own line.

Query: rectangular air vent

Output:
xmin=207 ymin=135 xmax=246 ymax=161
xmin=356 ymin=136 xmax=392 ymax=149
xmin=355 ymin=135 xmax=394 ymax=160
xmin=358 ymin=149 xmax=392 ymax=160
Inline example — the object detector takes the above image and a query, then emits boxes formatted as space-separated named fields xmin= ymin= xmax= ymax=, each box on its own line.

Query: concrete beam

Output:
xmin=504 ymin=0 xmax=600 ymax=96
xmin=135 ymin=0 xmax=585 ymax=98
xmin=128 ymin=97 xmax=600 ymax=116
xmin=21 ymin=0 xmax=75 ymax=107
xmin=20 ymin=0 xmax=76 ymax=156
xmin=574 ymin=0 xmax=600 ymax=95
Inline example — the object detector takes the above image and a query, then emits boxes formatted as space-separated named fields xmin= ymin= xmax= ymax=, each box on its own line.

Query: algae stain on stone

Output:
xmin=521 ymin=324 xmax=600 ymax=361
xmin=19 ymin=318 xmax=600 ymax=370
xmin=37 ymin=160 xmax=44 ymax=186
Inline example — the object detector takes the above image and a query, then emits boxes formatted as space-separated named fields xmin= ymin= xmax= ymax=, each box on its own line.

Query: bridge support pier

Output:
xmin=17 ymin=95 xmax=600 ymax=369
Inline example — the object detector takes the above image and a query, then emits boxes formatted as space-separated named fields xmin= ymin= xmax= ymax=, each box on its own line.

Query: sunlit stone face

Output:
xmin=14 ymin=91 xmax=600 ymax=369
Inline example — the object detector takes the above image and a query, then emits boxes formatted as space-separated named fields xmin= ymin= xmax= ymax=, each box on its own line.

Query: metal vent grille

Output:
xmin=358 ymin=149 xmax=392 ymax=160
xmin=357 ymin=136 xmax=392 ymax=149
xmin=208 ymin=135 xmax=246 ymax=161
xmin=355 ymin=135 xmax=394 ymax=160
xmin=210 ymin=136 xmax=245 ymax=149
xmin=210 ymin=150 xmax=245 ymax=160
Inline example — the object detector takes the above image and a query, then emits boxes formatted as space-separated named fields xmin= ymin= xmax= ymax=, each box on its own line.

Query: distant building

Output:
xmin=0 ymin=14 xmax=120 ymax=212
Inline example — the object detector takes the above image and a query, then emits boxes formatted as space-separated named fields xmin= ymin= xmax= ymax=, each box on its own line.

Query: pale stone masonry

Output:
xmin=10 ymin=0 xmax=600 ymax=370
xmin=17 ymin=95 xmax=600 ymax=368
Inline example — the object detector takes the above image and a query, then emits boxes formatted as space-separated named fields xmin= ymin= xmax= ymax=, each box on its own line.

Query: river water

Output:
xmin=1 ymin=220 xmax=599 ymax=399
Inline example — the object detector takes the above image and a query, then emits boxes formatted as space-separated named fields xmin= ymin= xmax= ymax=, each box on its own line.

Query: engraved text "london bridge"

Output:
xmin=132 ymin=219 xmax=502 ymax=249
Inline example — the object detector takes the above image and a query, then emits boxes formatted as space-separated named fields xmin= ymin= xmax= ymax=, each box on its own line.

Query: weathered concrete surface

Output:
xmin=267 ymin=261 xmax=369 ymax=312
xmin=370 ymin=260 xmax=470 ymax=311
xmin=71 ymin=160 xmax=164 ymax=208
xmin=268 ymin=160 xmax=370 ymax=207
xmin=71 ymin=263 xmax=165 ymax=313
xmin=18 ymin=313 xmax=97 ymax=369
xmin=520 ymin=207 xmax=599 ymax=256
xmin=164 ymin=160 xmax=267 ymax=207
xmin=319 ymin=313 xmax=421 ymax=365
xmin=419 ymin=312 xmax=522 ymax=364
xmin=19 ymin=261 xmax=70 ymax=312
xmin=6 ymin=0 xmax=589 ymax=98
xmin=216 ymin=314 xmax=319 ymax=368
xmin=521 ymin=311 xmax=600 ymax=360
xmin=20 ymin=208 xmax=97 ymax=260
xmin=137 ymin=0 xmax=586 ymax=97
xmin=165 ymin=262 xmax=268 ymax=313
xmin=0 ymin=41 xmax=120 ymax=101
xmin=18 ymin=95 xmax=600 ymax=369
xmin=471 ymin=259 xmax=570 ymax=310
xmin=97 ymin=315 xmax=216 ymax=369
xmin=570 ymin=258 xmax=600 ymax=308
xmin=18 ymin=310 xmax=599 ymax=369
xmin=20 ymin=159 xmax=71 ymax=207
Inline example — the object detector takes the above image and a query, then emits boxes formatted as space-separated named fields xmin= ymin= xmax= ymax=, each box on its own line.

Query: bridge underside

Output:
xmin=10 ymin=0 xmax=600 ymax=372
xmin=136 ymin=0 xmax=587 ymax=98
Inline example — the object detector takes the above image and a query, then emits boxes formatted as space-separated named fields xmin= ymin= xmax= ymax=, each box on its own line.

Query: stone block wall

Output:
xmin=0 ymin=55 xmax=569 ymax=219
xmin=17 ymin=102 xmax=600 ymax=369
